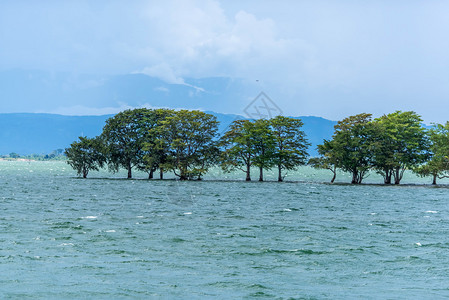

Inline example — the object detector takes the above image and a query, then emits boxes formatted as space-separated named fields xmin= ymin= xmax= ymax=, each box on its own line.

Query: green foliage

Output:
xmin=151 ymin=110 xmax=219 ymax=180
xmin=64 ymin=136 xmax=105 ymax=178
xmin=220 ymin=116 xmax=310 ymax=181
xmin=61 ymin=107 xmax=439 ymax=184
xmin=139 ymin=108 xmax=175 ymax=178
xmin=220 ymin=119 xmax=263 ymax=181
xmin=25 ymin=152 xmax=66 ymax=161
xmin=251 ymin=119 xmax=277 ymax=181
xmin=9 ymin=152 xmax=20 ymax=158
xmin=315 ymin=139 xmax=340 ymax=173
xmin=308 ymin=154 xmax=337 ymax=183
xmin=314 ymin=111 xmax=431 ymax=184
xmin=372 ymin=111 xmax=430 ymax=184
xmin=320 ymin=113 xmax=375 ymax=184
xmin=270 ymin=116 xmax=309 ymax=181
xmin=101 ymin=108 xmax=156 ymax=178
xmin=414 ymin=122 xmax=449 ymax=184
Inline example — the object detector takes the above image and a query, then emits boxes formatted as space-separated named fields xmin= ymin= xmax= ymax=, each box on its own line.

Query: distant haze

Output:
xmin=1 ymin=1 xmax=449 ymax=124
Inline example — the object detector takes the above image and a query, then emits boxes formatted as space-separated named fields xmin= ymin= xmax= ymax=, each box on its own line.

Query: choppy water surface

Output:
xmin=1 ymin=161 xmax=449 ymax=299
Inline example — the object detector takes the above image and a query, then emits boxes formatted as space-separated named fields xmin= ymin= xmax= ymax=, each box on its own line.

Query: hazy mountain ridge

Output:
xmin=0 ymin=69 xmax=255 ymax=115
xmin=0 ymin=112 xmax=336 ymax=156
xmin=0 ymin=69 xmax=337 ymax=156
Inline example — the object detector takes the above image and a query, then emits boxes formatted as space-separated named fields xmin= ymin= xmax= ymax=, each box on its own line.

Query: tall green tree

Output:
xmin=220 ymin=120 xmax=259 ymax=181
xmin=322 ymin=113 xmax=376 ymax=184
xmin=251 ymin=119 xmax=276 ymax=181
xmin=308 ymin=139 xmax=338 ymax=183
xmin=152 ymin=110 xmax=219 ymax=180
xmin=369 ymin=121 xmax=396 ymax=184
xmin=101 ymin=108 xmax=155 ymax=179
xmin=414 ymin=122 xmax=449 ymax=184
xmin=372 ymin=111 xmax=430 ymax=184
xmin=65 ymin=136 xmax=106 ymax=178
xmin=270 ymin=116 xmax=309 ymax=182
xmin=140 ymin=108 xmax=175 ymax=179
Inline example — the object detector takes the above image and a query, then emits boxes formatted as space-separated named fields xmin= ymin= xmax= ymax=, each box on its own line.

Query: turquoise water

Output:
xmin=1 ymin=161 xmax=449 ymax=299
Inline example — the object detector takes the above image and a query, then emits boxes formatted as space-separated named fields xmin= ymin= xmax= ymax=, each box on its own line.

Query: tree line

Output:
xmin=3 ymin=149 xmax=65 ymax=161
xmin=309 ymin=111 xmax=449 ymax=185
xmin=65 ymin=108 xmax=449 ymax=184
xmin=65 ymin=108 xmax=309 ymax=181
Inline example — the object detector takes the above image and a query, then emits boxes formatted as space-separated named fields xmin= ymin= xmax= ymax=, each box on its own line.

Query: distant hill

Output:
xmin=0 ymin=112 xmax=336 ymax=156
xmin=294 ymin=116 xmax=337 ymax=155
xmin=0 ymin=113 xmax=112 ymax=155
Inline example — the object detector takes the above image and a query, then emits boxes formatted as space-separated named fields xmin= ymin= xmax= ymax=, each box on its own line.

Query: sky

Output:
xmin=1 ymin=0 xmax=449 ymax=123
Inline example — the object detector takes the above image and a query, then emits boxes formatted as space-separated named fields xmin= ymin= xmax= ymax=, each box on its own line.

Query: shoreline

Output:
xmin=0 ymin=158 xmax=36 ymax=162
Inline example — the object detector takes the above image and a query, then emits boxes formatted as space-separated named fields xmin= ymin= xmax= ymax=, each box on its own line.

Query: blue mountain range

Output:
xmin=0 ymin=69 xmax=337 ymax=156
xmin=0 ymin=112 xmax=336 ymax=156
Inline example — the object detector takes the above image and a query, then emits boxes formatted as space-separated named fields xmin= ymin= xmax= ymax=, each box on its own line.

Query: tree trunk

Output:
xmin=83 ymin=170 xmax=88 ymax=179
xmin=351 ymin=170 xmax=358 ymax=184
xmin=259 ymin=166 xmax=263 ymax=181
xmin=432 ymin=174 xmax=437 ymax=185
xmin=127 ymin=164 xmax=132 ymax=179
xmin=384 ymin=169 xmax=392 ymax=184
xmin=148 ymin=169 xmax=154 ymax=180
xmin=394 ymin=167 xmax=400 ymax=184
xmin=358 ymin=174 xmax=364 ymax=184
xmin=246 ymin=164 xmax=251 ymax=181
xmin=160 ymin=168 xmax=164 ymax=180
xmin=278 ymin=165 xmax=283 ymax=182
xmin=180 ymin=167 xmax=188 ymax=180
xmin=330 ymin=172 xmax=336 ymax=183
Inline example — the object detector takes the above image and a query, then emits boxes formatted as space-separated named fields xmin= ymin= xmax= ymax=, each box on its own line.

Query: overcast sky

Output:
xmin=1 ymin=0 xmax=449 ymax=123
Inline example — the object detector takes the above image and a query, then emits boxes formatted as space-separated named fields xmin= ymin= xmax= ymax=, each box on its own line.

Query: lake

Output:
xmin=1 ymin=160 xmax=449 ymax=299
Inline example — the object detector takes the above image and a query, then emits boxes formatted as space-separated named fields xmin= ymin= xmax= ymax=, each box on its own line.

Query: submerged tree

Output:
xmin=221 ymin=117 xmax=310 ymax=181
xmin=140 ymin=108 xmax=175 ymax=179
xmin=101 ymin=108 xmax=155 ymax=179
xmin=322 ymin=113 xmax=376 ymax=184
xmin=251 ymin=119 xmax=276 ymax=181
xmin=220 ymin=120 xmax=259 ymax=181
xmin=151 ymin=110 xmax=219 ymax=180
xmin=308 ymin=139 xmax=338 ymax=183
xmin=414 ymin=122 xmax=449 ymax=184
xmin=372 ymin=111 xmax=430 ymax=184
xmin=65 ymin=136 xmax=105 ymax=178
xmin=270 ymin=116 xmax=309 ymax=182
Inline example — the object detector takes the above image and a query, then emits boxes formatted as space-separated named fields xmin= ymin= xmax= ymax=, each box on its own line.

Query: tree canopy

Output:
xmin=65 ymin=136 xmax=105 ymax=178
xmin=372 ymin=111 xmax=429 ymax=184
xmin=325 ymin=113 xmax=375 ymax=184
xmin=270 ymin=116 xmax=309 ymax=181
xmin=308 ymin=139 xmax=338 ymax=183
xmin=220 ymin=119 xmax=259 ymax=181
xmin=313 ymin=111 xmax=432 ymax=184
xmin=140 ymin=108 xmax=175 ymax=179
xmin=414 ymin=122 xmax=449 ymax=184
xmin=101 ymin=108 xmax=155 ymax=179
xmin=64 ymin=108 xmax=447 ymax=185
xmin=150 ymin=110 xmax=219 ymax=180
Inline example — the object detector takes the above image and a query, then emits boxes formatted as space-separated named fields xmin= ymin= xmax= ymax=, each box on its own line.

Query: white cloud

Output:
xmin=135 ymin=2 xmax=313 ymax=84
xmin=0 ymin=1 xmax=315 ymax=88
xmin=41 ymin=104 xmax=135 ymax=116
xmin=3 ymin=1 xmax=449 ymax=122
xmin=154 ymin=86 xmax=169 ymax=93
xmin=134 ymin=63 xmax=186 ymax=85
